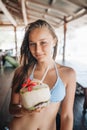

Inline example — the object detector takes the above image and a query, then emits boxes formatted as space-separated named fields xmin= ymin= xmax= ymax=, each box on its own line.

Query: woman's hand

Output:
xmin=22 ymin=106 xmax=45 ymax=115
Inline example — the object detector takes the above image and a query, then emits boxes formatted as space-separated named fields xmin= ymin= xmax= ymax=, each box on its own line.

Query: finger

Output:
xmin=35 ymin=107 xmax=45 ymax=112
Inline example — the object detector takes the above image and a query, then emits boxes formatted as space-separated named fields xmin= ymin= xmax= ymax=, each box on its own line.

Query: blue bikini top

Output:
xmin=29 ymin=62 xmax=66 ymax=102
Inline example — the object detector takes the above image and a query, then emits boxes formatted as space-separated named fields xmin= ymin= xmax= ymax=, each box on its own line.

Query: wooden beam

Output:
xmin=67 ymin=9 xmax=87 ymax=23
xmin=0 ymin=23 xmax=13 ymax=26
xmin=26 ymin=9 xmax=63 ymax=21
xmin=6 ymin=4 xmax=21 ymax=14
xmin=47 ymin=0 xmax=56 ymax=12
xmin=6 ymin=1 xmax=21 ymax=12
xmin=21 ymin=0 xmax=28 ymax=25
xmin=49 ymin=0 xmax=56 ymax=5
xmin=26 ymin=0 xmax=67 ymax=16
xmin=28 ymin=0 xmax=75 ymax=15
xmin=27 ymin=15 xmax=58 ymax=28
xmin=26 ymin=7 xmax=64 ymax=27
xmin=0 ymin=0 xmax=17 ymax=26
xmin=66 ymin=0 xmax=87 ymax=7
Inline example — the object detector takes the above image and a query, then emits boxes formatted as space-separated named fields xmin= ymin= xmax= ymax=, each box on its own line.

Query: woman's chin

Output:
xmin=36 ymin=57 xmax=46 ymax=62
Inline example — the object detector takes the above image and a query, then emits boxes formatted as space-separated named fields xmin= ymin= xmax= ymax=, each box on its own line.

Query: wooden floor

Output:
xmin=0 ymin=67 xmax=87 ymax=130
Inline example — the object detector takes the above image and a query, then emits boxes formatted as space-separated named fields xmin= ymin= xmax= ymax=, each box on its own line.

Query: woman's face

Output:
xmin=29 ymin=27 xmax=55 ymax=62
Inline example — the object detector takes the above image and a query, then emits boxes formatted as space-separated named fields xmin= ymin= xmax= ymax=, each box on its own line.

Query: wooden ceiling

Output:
xmin=0 ymin=0 xmax=87 ymax=28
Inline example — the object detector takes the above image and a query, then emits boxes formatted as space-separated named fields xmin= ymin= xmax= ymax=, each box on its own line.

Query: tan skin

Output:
xmin=9 ymin=27 xmax=76 ymax=130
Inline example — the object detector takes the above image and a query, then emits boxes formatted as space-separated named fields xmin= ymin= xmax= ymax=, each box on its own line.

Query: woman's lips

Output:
xmin=36 ymin=54 xmax=44 ymax=59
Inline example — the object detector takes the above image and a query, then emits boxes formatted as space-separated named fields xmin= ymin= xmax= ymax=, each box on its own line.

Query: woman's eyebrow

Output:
xmin=40 ymin=38 xmax=48 ymax=40
xmin=29 ymin=39 xmax=47 ymax=43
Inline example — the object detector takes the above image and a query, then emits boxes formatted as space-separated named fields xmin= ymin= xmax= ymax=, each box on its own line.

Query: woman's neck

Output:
xmin=36 ymin=59 xmax=55 ymax=71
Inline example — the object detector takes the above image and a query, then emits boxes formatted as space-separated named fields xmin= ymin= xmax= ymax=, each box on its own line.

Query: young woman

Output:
xmin=8 ymin=19 xmax=76 ymax=130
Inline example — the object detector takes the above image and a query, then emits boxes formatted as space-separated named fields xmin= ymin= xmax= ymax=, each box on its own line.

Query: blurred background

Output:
xmin=0 ymin=0 xmax=87 ymax=130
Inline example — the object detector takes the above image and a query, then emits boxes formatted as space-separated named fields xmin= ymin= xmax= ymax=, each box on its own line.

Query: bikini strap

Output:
xmin=30 ymin=64 xmax=36 ymax=79
xmin=54 ymin=62 xmax=59 ymax=77
xmin=31 ymin=64 xmax=50 ymax=83
xmin=31 ymin=62 xmax=58 ymax=82
xmin=41 ymin=62 xmax=58 ymax=82
xmin=40 ymin=65 xmax=50 ymax=83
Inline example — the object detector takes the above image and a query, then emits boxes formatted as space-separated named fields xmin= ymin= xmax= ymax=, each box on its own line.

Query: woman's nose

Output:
xmin=36 ymin=44 xmax=42 ymax=53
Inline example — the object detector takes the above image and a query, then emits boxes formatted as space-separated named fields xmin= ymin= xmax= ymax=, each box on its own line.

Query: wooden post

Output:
xmin=63 ymin=16 xmax=67 ymax=62
xmin=14 ymin=26 xmax=17 ymax=60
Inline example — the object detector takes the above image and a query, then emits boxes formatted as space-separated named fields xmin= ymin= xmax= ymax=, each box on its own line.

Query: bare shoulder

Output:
xmin=57 ymin=63 xmax=76 ymax=76
xmin=56 ymin=63 xmax=76 ymax=86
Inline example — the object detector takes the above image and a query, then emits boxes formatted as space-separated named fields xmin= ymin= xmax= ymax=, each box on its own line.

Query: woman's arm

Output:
xmin=9 ymin=66 xmax=28 ymax=117
xmin=9 ymin=89 xmax=26 ymax=117
xmin=60 ymin=68 xmax=76 ymax=130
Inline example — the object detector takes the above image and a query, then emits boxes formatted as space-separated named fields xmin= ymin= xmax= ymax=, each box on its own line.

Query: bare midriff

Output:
xmin=9 ymin=103 xmax=60 ymax=130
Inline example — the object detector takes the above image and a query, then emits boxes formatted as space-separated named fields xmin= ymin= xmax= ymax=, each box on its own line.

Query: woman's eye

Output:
xmin=41 ymin=41 xmax=47 ymax=45
xmin=29 ymin=43 xmax=35 ymax=47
